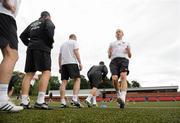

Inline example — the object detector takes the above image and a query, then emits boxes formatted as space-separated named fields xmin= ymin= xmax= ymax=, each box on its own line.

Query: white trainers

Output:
xmin=0 ymin=101 xmax=23 ymax=112
xmin=85 ymin=99 xmax=92 ymax=107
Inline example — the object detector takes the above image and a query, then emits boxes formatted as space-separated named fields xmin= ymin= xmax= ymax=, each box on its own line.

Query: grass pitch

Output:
xmin=0 ymin=99 xmax=180 ymax=123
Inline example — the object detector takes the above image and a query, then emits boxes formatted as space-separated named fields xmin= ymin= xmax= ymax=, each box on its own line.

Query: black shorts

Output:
xmin=0 ymin=13 xmax=18 ymax=50
xmin=25 ymin=49 xmax=51 ymax=72
xmin=61 ymin=64 xmax=80 ymax=80
xmin=88 ymin=72 xmax=102 ymax=88
xmin=109 ymin=57 xmax=129 ymax=77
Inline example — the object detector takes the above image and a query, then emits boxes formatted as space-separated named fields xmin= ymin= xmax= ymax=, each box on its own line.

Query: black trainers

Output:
xmin=71 ymin=100 xmax=81 ymax=108
xmin=120 ymin=103 xmax=125 ymax=109
xmin=20 ymin=103 xmax=32 ymax=109
xmin=59 ymin=104 xmax=68 ymax=108
xmin=117 ymin=98 xmax=125 ymax=109
xmin=92 ymin=104 xmax=98 ymax=108
xmin=34 ymin=102 xmax=49 ymax=109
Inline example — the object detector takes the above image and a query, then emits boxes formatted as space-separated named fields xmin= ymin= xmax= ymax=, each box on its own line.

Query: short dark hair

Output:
xmin=69 ymin=34 xmax=76 ymax=39
xmin=40 ymin=11 xmax=50 ymax=18
xmin=99 ymin=61 xmax=104 ymax=65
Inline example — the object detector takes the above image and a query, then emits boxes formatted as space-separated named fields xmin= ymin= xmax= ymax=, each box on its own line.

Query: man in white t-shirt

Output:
xmin=0 ymin=0 xmax=23 ymax=112
xmin=58 ymin=34 xmax=83 ymax=108
xmin=108 ymin=29 xmax=132 ymax=109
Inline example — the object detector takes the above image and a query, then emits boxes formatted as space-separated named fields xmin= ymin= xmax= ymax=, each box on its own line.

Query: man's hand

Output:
xmin=79 ymin=64 xmax=83 ymax=71
xmin=125 ymin=46 xmax=130 ymax=53
xmin=59 ymin=67 xmax=62 ymax=73
xmin=59 ymin=69 xmax=61 ymax=73
xmin=125 ymin=46 xmax=131 ymax=58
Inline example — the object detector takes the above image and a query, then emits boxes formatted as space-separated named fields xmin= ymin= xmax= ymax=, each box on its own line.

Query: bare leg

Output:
xmin=21 ymin=72 xmax=35 ymax=95
xmin=86 ymin=87 xmax=97 ymax=102
xmin=60 ymin=80 xmax=68 ymax=104
xmin=0 ymin=45 xmax=18 ymax=102
xmin=73 ymin=78 xmax=80 ymax=96
xmin=0 ymin=45 xmax=18 ymax=84
xmin=21 ymin=72 xmax=35 ymax=105
xmin=120 ymin=72 xmax=128 ymax=103
xmin=0 ymin=45 xmax=23 ymax=111
xmin=120 ymin=72 xmax=128 ymax=91
xmin=37 ymin=70 xmax=51 ymax=104
xmin=112 ymin=75 xmax=119 ymax=91
xmin=90 ymin=87 xmax=97 ymax=96
xmin=91 ymin=87 xmax=97 ymax=105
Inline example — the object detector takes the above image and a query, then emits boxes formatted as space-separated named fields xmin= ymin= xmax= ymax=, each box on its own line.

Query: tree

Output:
xmin=66 ymin=79 xmax=74 ymax=90
xmin=131 ymin=80 xmax=141 ymax=88
xmin=12 ymin=71 xmax=24 ymax=95
xmin=29 ymin=79 xmax=39 ymax=96
xmin=66 ymin=75 xmax=90 ymax=90
xmin=127 ymin=80 xmax=132 ymax=88
xmin=80 ymin=75 xmax=90 ymax=89
xmin=98 ymin=76 xmax=113 ymax=89
xmin=47 ymin=76 xmax=60 ymax=90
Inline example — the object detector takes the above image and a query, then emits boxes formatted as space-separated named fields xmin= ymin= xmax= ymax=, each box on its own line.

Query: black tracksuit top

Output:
xmin=20 ymin=19 xmax=55 ymax=52
xmin=87 ymin=65 xmax=108 ymax=80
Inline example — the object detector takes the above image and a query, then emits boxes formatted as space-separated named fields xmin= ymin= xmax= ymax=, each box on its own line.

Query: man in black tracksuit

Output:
xmin=85 ymin=61 xmax=108 ymax=107
xmin=19 ymin=11 xmax=55 ymax=109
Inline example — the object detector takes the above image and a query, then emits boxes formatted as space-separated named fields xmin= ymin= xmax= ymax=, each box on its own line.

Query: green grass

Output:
xmin=0 ymin=99 xmax=180 ymax=123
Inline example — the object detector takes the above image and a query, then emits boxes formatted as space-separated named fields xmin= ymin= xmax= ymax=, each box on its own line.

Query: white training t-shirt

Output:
xmin=109 ymin=40 xmax=130 ymax=60
xmin=59 ymin=39 xmax=79 ymax=65
xmin=0 ymin=0 xmax=21 ymax=18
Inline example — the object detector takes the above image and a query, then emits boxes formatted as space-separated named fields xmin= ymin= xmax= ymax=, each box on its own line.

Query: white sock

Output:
xmin=92 ymin=96 xmax=97 ymax=105
xmin=21 ymin=95 xmax=29 ymax=105
xmin=37 ymin=92 xmax=45 ymax=104
xmin=86 ymin=94 xmax=93 ymax=102
xmin=121 ymin=90 xmax=127 ymax=102
xmin=0 ymin=84 xmax=9 ymax=102
xmin=72 ymin=95 xmax=78 ymax=102
xmin=61 ymin=98 xmax=66 ymax=105
xmin=116 ymin=90 xmax=121 ymax=98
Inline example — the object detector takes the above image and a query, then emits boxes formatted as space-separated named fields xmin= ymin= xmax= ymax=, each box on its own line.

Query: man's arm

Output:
xmin=58 ymin=52 xmax=62 ymax=73
xmin=102 ymin=66 xmax=108 ymax=80
xmin=74 ymin=49 xmax=83 ymax=71
xmin=126 ymin=46 xmax=132 ymax=58
xmin=108 ymin=47 xmax=112 ymax=59
xmin=44 ymin=19 xmax=55 ymax=47
xmin=19 ymin=25 xmax=30 ymax=46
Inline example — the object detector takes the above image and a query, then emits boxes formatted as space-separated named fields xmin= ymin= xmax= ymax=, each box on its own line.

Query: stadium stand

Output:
xmin=45 ymin=86 xmax=180 ymax=102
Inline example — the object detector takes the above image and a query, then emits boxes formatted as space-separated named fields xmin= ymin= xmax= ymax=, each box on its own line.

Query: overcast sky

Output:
xmin=1 ymin=0 xmax=179 ymax=89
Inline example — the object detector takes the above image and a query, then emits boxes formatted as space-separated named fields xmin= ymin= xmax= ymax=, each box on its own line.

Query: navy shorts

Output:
xmin=109 ymin=57 xmax=129 ymax=78
xmin=25 ymin=49 xmax=51 ymax=72
xmin=0 ymin=13 xmax=18 ymax=50
xmin=61 ymin=64 xmax=80 ymax=80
